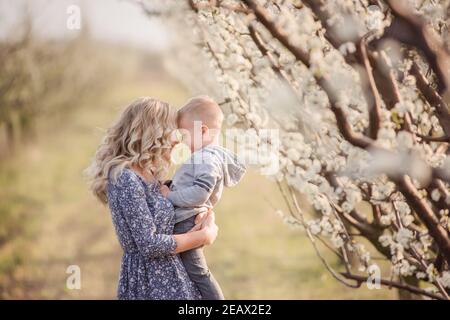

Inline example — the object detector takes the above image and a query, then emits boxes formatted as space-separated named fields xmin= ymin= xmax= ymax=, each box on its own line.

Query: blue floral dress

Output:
xmin=107 ymin=168 xmax=201 ymax=300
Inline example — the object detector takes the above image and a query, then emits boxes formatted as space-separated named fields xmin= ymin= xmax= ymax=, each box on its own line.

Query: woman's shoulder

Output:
xmin=109 ymin=168 xmax=143 ymax=191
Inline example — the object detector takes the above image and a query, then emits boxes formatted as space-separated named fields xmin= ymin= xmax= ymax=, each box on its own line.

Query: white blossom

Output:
xmin=379 ymin=234 xmax=392 ymax=247
xmin=395 ymin=228 xmax=414 ymax=249
xmin=339 ymin=42 xmax=356 ymax=56
xmin=438 ymin=271 xmax=450 ymax=289
xmin=308 ymin=219 xmax=321 ymax=236
xmin=226 ymin=113 xmax=239 ymax=126
xmin=431 ymin=189 xmax=441 ymax=202
xmin=331 ymin=233 xmax=344 ymax=248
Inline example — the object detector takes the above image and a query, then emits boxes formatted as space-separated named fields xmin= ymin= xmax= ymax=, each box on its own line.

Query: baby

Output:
xmin=160 ymin=96 xmax=246 ymax=300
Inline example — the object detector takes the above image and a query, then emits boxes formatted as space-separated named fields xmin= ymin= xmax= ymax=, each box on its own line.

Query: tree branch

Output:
xmin=410 ymin=61 xmax=450 ymax=138
xmin=340 ymin=272 xmax=445 ymax=300
xmin=188 ymin=0 xmax=252 ymax=14
xmin=384 ymin=0 xmax=450 ymax=94
xmin=417 ymin=134 xmax=450 ymax=143
xmin=360 ymin=34 xmax=383 ymax=139
xmin=243 ymin=0 xmax=310 ymax=66
xmin=244 ymin=0 xmax=377 ymax=149
xmin=396 ymin=175 xmax=450 ymax=266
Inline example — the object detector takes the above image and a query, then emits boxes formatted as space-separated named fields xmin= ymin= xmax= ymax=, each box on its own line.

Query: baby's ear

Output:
xmin=201 ymin=124 xmax=209 ymax=135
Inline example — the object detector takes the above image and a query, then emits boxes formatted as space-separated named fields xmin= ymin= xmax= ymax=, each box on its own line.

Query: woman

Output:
xmin=86 ymin=97 xmax=218 ymax=300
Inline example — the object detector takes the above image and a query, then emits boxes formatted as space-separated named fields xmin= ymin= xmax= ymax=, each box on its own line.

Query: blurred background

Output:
xmin=0 ymin=0 xmax=396 ymax=299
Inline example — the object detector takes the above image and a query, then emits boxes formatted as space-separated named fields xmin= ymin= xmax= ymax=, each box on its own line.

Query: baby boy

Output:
xmin=160 ymin=96 xmax=246 ymax=300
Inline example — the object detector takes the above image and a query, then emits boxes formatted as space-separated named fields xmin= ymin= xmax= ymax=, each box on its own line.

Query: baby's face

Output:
xmin=178 ymin=115 xmax=204 ymax=152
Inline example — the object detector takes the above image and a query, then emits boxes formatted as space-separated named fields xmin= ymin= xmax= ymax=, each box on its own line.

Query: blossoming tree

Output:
xmin=139 ymin=0 xmax=450 ymax=299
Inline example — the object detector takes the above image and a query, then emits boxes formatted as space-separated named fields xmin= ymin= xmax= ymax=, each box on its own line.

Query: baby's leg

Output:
xmin=179 ymin=247 xmax=224 ymax=300
xmin=174 ymin=216 xmax=225 ymax=300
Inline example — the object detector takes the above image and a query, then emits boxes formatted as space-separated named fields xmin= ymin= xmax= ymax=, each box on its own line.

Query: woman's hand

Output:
xmin=200 ymin=211 xmax=218 ymax=246
xmin=172 ymin=210 xmax=218 ymax=254
xmin=188 ymin=211 xmax=209 ymax=233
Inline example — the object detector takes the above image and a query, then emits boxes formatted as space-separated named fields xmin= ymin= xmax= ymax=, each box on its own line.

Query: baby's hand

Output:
xmin=160 ymin=184 xmax=170 ymax=197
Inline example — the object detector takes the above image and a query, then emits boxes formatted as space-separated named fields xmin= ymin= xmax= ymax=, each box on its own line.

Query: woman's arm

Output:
xmin=173 ymin=231 xmax=208 ymax=254
xmin=173 ymin=211 xmax=218 ymax=254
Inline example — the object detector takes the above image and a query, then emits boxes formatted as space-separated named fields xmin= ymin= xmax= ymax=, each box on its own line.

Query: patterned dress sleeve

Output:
xmin=115 ymin=171 xmax=177 ymax=258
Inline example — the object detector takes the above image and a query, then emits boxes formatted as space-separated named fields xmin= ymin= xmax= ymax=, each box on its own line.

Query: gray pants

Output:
xmin=174 ymin=216 xmax=225 ymax=300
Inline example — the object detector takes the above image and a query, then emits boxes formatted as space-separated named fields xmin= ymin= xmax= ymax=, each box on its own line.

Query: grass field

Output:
xmin=0 ymin=70 xmax=398 ymax=299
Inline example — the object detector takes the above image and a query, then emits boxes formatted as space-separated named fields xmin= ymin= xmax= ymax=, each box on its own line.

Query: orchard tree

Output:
xmin=0 ymin=19 xmax=108 ymax=155
xmin=139 ymin=0 xmax=450 ymax=299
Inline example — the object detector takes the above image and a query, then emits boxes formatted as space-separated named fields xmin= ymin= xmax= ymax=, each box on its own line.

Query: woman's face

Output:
xmin=162 ymin=115 xmax=181 ymax=162
xmin=161 ymin=131 xmax=177 ymax=162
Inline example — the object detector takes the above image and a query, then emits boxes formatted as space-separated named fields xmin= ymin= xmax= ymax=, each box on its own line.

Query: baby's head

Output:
xmin=177 ymin=96 xmax=223 ymax=152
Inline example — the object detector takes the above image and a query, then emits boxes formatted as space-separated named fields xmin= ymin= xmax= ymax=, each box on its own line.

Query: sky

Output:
xmin=0 ymin=0 xmax=171 ymax=51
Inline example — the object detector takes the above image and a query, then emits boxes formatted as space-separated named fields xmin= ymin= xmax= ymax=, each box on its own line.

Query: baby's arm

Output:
xmin=165 ymin=162 xmax=220 ymax=208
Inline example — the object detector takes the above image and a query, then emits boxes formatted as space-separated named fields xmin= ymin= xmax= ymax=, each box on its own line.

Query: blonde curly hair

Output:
xmin=86 ymin=97 xmax=176 ymax=204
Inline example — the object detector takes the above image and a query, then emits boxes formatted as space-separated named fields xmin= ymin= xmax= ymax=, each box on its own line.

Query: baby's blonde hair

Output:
xmin=85 ymin=97 xmax=176 ymax=204
xmin=178 ymin=95 xmax=224 ymax=129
